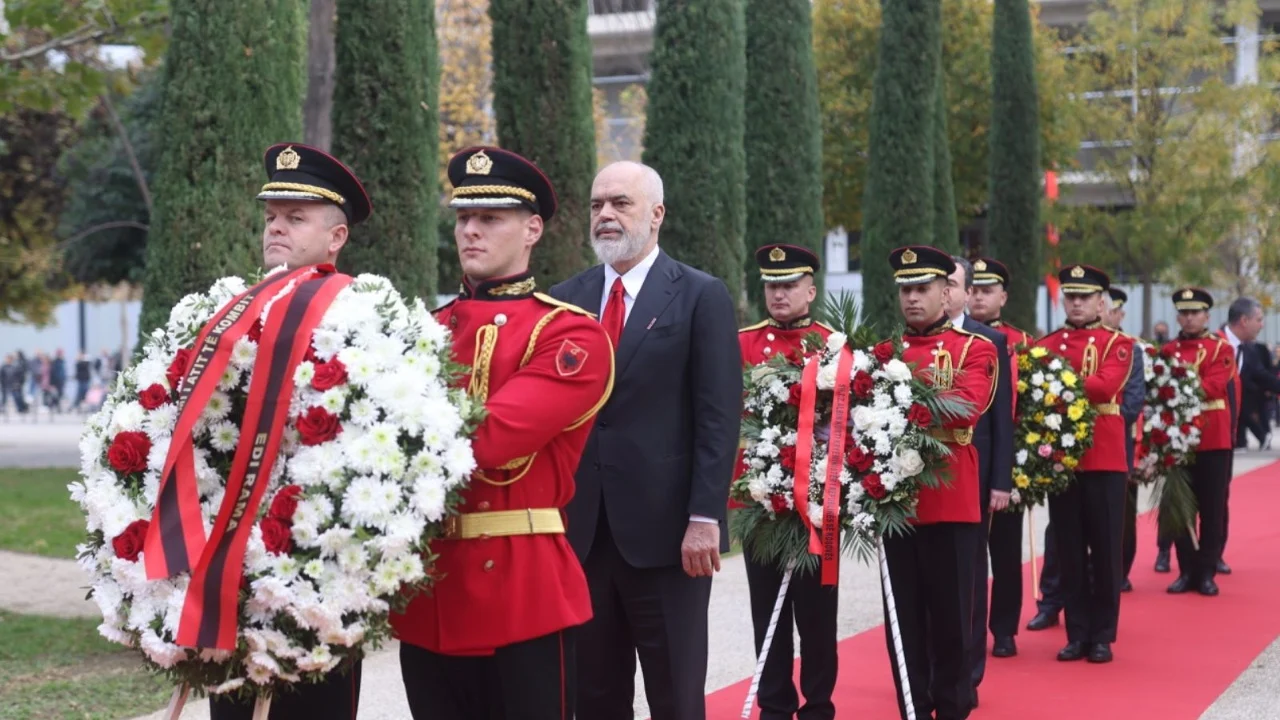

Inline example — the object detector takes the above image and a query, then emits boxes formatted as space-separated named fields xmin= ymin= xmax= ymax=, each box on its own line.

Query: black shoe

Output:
xmin=1217 ymin=559 xmax=1232 ymax=575
xmin=1167 ymin=575 xmax=1194 ymax=594
xmin=1121 ymin=578 xmax=1133 ymax=592
xmin=1198 ymin=578 xmax=1220 ymax=596
xmin=1088 ymin=643 xmax=1114 ymax=663
xmin=1057 ymin=641 xmax=1088 ymax=661
xmin=1026 ymin=611 xmax=1060 ymax=631
xmin=1154 ymin=549 xmax=1171 ymax=573
xmin=992 ymin=636 xmax=1018 ymax=658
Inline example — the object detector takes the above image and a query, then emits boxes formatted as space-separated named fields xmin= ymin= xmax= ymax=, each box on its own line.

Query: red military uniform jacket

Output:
xmin=878 ymin=317 xmax=997 ymax=525
xmin=1037 ymin=321 xmax=1135 ymax=473
xmin=391 ymin=272 xmax=614 ymax=656
xmin=990 ymin=319 xmax=1034 ymax=416
xmin=1163 ymin=333 xmax=1236 ymax=451
xmin=731 ymin=316 xmax=833 ymax=508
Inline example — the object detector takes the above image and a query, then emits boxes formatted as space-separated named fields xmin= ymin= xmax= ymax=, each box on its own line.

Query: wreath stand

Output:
xmin=165 ymin=684 xmax=271 ymax=720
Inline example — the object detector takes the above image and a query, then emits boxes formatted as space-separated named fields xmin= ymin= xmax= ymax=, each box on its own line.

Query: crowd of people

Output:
xmin=0 ymin=348 xmax=123 ymax=417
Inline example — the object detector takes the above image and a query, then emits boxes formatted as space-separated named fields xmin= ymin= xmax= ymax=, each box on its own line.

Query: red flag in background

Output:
xmin=1045 ymin=170 xmax=1061 ymax=307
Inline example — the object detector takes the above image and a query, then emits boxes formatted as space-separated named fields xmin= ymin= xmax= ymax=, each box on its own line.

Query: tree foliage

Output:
xmin=932 ymin=45 xmax=959 ymax=255
xmin=1049 ymin=0 xmax=1280 ymax=332
xmin=859 ymin=0 xmax=940 ymax=328
xmin=137 ymin=0 xmax=306 ymax=333
xmin=643 ymin=0 xmax=747 ymax=307
xmin=743 ymin=0 xmax=824 ymax=315
xmin=594 ymin=83 xmax=647 ymax=166
xmin=489 ymin=0 xmax=597 ymax=286
xmin=815 ymin=0 xmax=1079 ymax=240
xmin=332 ymin=0 xmax=440 ymax=298
xmin=986 ymin=0 xmax=1042 ymax=331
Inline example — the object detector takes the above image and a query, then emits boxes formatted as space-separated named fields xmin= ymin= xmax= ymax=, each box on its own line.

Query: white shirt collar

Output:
xmin=603 ymin=244 xmax=661 ymax=302
xmin=950 ymin=312 xmax=966 ymax=329
xmin=1225 ymin=325 xmax=1242 ymax=349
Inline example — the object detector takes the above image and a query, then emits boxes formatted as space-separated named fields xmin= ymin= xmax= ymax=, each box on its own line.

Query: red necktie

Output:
xmin=603 ymin=277 xmax=626 ymax=347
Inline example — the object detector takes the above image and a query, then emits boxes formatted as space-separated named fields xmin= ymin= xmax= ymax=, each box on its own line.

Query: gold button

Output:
xmin=477 ymin=501 xmax=490 ymax=511
xmin=483 ymin=560 xmax=495 ymax=572
xmin=766 ymin=333 xmax=775 ymax=341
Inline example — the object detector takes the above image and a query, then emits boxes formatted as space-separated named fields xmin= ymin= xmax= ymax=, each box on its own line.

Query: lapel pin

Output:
xmin=646 ymin=317 xmax=657 ymax=330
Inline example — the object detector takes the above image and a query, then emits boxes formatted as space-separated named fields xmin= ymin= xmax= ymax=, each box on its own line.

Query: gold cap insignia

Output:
xmin=1070 ymin=266 xmax=1085 ymax=278
xmin=466 ymin=149 xmax=493 ymax=176
xmin=902 ymin=249 xmax=918 ymax=264
xmin=769 ymin=247 xmax=786 ymax=262
xmin=1182 ymin=289 xmax=1194 ymax=299
xmin=276 ymin=146 xmax=301 ymax=171
xmin=974 ymin=260 xmax=987 ymax=271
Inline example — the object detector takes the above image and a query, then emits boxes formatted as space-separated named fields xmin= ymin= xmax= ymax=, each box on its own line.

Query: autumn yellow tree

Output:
xmin=594 ymin=83 xmax=649 ymax=166
xmin=436 ymin=0 xmax=496 ymax=185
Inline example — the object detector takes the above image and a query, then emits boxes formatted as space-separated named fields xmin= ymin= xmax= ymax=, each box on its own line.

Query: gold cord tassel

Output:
xmin=934 ymin=349 xmax=954 ymax=390
xmin=468 ymin=324 xmax=499 ymax=402
xmin=1082 ymin=344 xmax=1098 ymax=378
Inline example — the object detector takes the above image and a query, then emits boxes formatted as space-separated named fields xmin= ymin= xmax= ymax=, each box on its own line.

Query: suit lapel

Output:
xmin=572 ymin=265 xmax=606 ymax=317
xmin=614 ymin=251 xmax=681 ymax=375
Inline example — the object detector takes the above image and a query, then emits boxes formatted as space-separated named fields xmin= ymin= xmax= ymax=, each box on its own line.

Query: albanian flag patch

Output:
xmin=556 ymin=339 xmax=589 ymax=377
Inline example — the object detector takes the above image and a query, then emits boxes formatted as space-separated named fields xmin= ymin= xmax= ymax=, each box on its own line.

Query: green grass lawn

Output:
xmin=0 ymin=611 xmax=173 ymax=720
xmin=0 ymin=468 xmax=84 ymax=558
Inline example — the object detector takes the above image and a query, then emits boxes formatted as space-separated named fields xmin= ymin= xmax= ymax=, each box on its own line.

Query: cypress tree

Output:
xmin=932 ymin=57 xmax=960 ymax=255
xmin=331 ymin=0 xmax=440 ymax=298
xmin=489 ymin=0 xmax=596 ymax=285
xmin=859 ymin=0 xmax=941 ymax=328
xmin=987 ymin=0 xmax=1041 ymax=330
xmin=744 ymin=0 xmax=824 ymax=314
xmin=139 ymin=0 xmax=306 ymax=333
xmin=643 ymin=0 xmax=747 ymax=307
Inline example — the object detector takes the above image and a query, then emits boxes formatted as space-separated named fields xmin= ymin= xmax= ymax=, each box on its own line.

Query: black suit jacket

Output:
xmin=549 ymin=250 xmax=743 ymax=568
xmin=1239 ymin=341 xmax=1280 ymax=397
xmin=961 ymin=316 xmax=1014 ymax=498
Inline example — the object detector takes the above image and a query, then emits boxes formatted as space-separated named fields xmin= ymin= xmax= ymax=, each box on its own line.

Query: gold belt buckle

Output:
xmin=443 ymin=515 xmax=460 ymax=539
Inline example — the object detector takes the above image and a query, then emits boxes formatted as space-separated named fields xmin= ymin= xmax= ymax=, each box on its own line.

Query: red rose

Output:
xmin=304 ymin=342 xmax=319 ymax=363
xmin=107 ymin=431 xmax=152 ymax=474
xmin=269 ymin=485 xmax=304 ymax=520
xmin=1153 ymin=364 xmax=1166 ymax=376
xmin=1163 ymin=454 xmax=1178 ymax=468
xmin=778 ymin=445 xmax=797 ymax=472
xmin=261 ymin=517 xmax=293 ymax=555
xmin=862 ymin=473 xmax=887 ymax=500
xmin=1146 ymin=346 xmax=1158 ymax=357
xmin=786 ymin=382 xmax=804 ymax=407
xmin=907 ymin=403 xmax=933 ymax=427
xmin=1055 ymin=402 xmax=1068 ymax=415
xmin=1052 ymin=450 xmax=1066 ymax=462
xmin=873 ymin=343 xmax=895 ymax=364
xmin=1161 ymin=410 xmax=1175 ymax=425
xmin=1150 ymin=428 xmax=1170 ymax=446
xmin=1158 ymin=385 xmax=1176 ymax=401
xmin=1171 ymin=365 xmax=1187 ymax=379
xmin=296 ymin=406 xmax=342 ymax=446
xmin=852 ymin=371 xmax=874 ymax=399
xmin=311 ymin=358 xmax=349 ymax=391
xmin=137 ymin=383 xmax=169 ymax=410
xmin=845 ymin=444 xmax=874 ymax=473
xmin=247 ymin=320 xmax=263 ymax=344
xmin=111 ymin=519 xmax=150 ymax=562
xmin=166 ymin=347 xmax=194 ymax=391
xmin=1192 ymin=415 xmax=1205 ymax=429
xmin=1180 ymin=423 xmax=1192 ymax=435
xmin=769 ymin=495 xmax=789 ymax=513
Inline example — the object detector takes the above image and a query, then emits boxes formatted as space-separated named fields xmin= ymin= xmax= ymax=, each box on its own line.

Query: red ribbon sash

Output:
xmin=177 ymin=271 xmax=351 ymax=649
xmin=145 ymin=267 xmax=314 ymax=581
xmin=791 ymin=347 xmax=854 ymax=585
xmin=792 ymin=360 xmax=820 ymax=553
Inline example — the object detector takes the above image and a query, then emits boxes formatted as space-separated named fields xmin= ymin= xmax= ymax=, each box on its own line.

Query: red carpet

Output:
xmin=704 ymin=460 xmax=1280 ymax=719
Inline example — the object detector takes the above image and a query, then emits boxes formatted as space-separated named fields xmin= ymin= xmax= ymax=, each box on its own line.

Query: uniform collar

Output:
xmin=460 ymin=270 xmax=537 ymax=301
xmin=1178 ymin=330 xmax=1212 ymax=340
xmin=985 ymin=318 xmax=1004 ymax=328
xmin=905 ymin=314 xmax=951 ymax=337
xmin=1064 ymin=317 xmax=1104 ymax=330
xmin=768 ymin=314 xmax=813 ymax=330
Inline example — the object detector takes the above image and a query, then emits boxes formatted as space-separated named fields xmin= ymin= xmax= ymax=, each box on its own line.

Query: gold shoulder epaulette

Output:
xmin=815 ymin=320 xmax=838 ymax=333
xmin=952 ymin=326 xmax=994 ymax=344
xmin=739 ymin=320 xmax=769 ymax=333
xmin=533 ymin=292 xmax=597 ymax=319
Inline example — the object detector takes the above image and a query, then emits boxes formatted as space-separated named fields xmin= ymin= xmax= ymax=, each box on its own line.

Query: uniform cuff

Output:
xmin=689 ymin=515 xmax=718 ymax=525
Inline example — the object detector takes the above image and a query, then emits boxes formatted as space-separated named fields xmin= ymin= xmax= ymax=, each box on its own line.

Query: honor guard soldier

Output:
xmin=210 ymin=142 xmax=374 ymax=720
xmin=878 ymin=246 xmax=997 ymax=720
xmin=1163 ymin=288 xmax=1235 ymax=597
xmin=1103 ymin=288 xmax=1146 ymax=593
xmin=966 ymin=257 xmax=1033 ymax=662
xmin=737 ymin=243 xmax=838 ymax=720
xmin=1036 ymin=265 xmax=1135 ymax=665
xmin=391 ymin=147 xmax=614 ymax=720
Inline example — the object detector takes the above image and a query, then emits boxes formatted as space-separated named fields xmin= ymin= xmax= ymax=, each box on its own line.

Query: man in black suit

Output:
xmin=945 ymin=257 xmax=1014 ymax=702
xmin=550 ymin=161 xmax=743 ymax=720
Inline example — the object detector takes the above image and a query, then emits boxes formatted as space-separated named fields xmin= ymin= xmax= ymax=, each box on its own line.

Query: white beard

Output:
xmin=591 ymin=224 xmax=651 ymax=267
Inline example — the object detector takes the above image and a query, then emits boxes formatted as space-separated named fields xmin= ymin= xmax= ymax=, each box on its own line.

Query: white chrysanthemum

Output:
xmin=293 ymin=361 xmax=317 ymax=388
xmin=110 ymin=401 xmax=147 ymax=433
xmin=339 ymin=348 xmax=378 ymax=386
xmin=202 ymin=392 xmax=232 ymax=423
xmin=144 ymin=404 xmax=178 ymax=438
xmin=1031 ymin=388 xmax=1045 ymax=402
xmin=873 ymin=391 xmax=893 ymax=410
xmin=1062 ymin=390 xmax=1076 ymax=403
xmin=217 ymin=365 xmax=242 ymax=391
xmin=411 ymin=476 xmax=448 ymax=521
xmin=208 ymin=421 xmax=240 ymax=453
xmin=296 ymin=495 xmax=335 ymax=529
xmin=883 ymin=359 xmax=912 ymax=383
xmin=209 ymin=678 xmax=246 ymax=695
xmin=893 ymin=384 xmax=914 ymax=407
xmin=133 ymin=357 xmax=169 ymax=389
xmin=311 ymin=328 xmax=346 ymax=361
xmin=295 ymin=644 xmax=334 ymax=673
xmin=1031 ymin=372 xmax=1046 ymax=386
xmin=1061 ymin=434 xmax=1076 ymax=448
xmin=287 ymin=446 xmax=329 ymax=487
xmin=319 ymin=387 xmax=347 ymax=414
xmin=341 ymin=476 xmax=402 ymax=528
xmin=348 ymin=398 xmax=379 ymax=427
xmin=141 ymin=631 xmax=188 ymax=668
xmin=1016 ymin=448 xmax=1029 ymax=465
xmin=442 ymin=441 xmax=477 ymax=482
xmin=1048 ymin=380 xmax=1064 ymax=396
xmin=293 ymin=522 xmax=320 ymax=548
xmin=230 ymin=336 xmax=257 ymax=370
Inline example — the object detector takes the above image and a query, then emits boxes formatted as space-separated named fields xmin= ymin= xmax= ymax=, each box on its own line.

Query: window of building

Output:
xmin=590 ymin=0 xmax=652 ymax=14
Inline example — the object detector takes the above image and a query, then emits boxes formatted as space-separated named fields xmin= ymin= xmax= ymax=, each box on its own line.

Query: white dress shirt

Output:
xmin=598 ymin=244 xmax=716 ymax=527
xmin=1225 ymin=325 xmax=1244 ymax=370
xmin=951 ymin=312 xmax=966 ymax=329
xmin=599 ymin=243 xmax=661 ymax=321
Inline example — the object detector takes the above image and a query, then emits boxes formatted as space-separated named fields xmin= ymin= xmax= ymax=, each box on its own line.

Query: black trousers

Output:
xmin=1036 ymin=518 xmax=1063 ymax=615
xmin=1172 ymin=449 xmax=1232 ymax=582
xmin=744 ymin=548 xmax=838 ymax=720
xmin=209 ymin=659 xmax=362 ymax=720
xmin=969 ymin=504 xmax=991 ymax=689
xmin=577 ymin=515 xmax=712 ymax=720
xmin=1047 ymin=471 xmax=1126 ymax=644
xmin=883 ymin=523 xmax=978 ymax=720
xmin=1122 ymin=483 xmax=1138 ymax=578
xmin=400 ymin=631 xmax=575 ymax=720
xmin=987 ymin=508 xmax=1023 ymax=639
xmin=1222 ymin=449 xmax=1235 ymax=560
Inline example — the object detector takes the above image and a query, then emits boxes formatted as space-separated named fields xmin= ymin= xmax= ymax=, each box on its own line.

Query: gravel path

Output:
xmin=0 ymin=550 xmax=96 ymax=617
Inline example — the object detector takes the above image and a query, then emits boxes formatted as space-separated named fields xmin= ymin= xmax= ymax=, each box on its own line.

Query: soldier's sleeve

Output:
xmin=1084 ymin=333 xmax=1135 ymax=403
xmin=944 ymin=336 xmax=998 ymax=429
xmin=1203 ymin=342 xmax=1234 ymax=400
xmin=469 ymin=317 xmax=614 ymax=469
